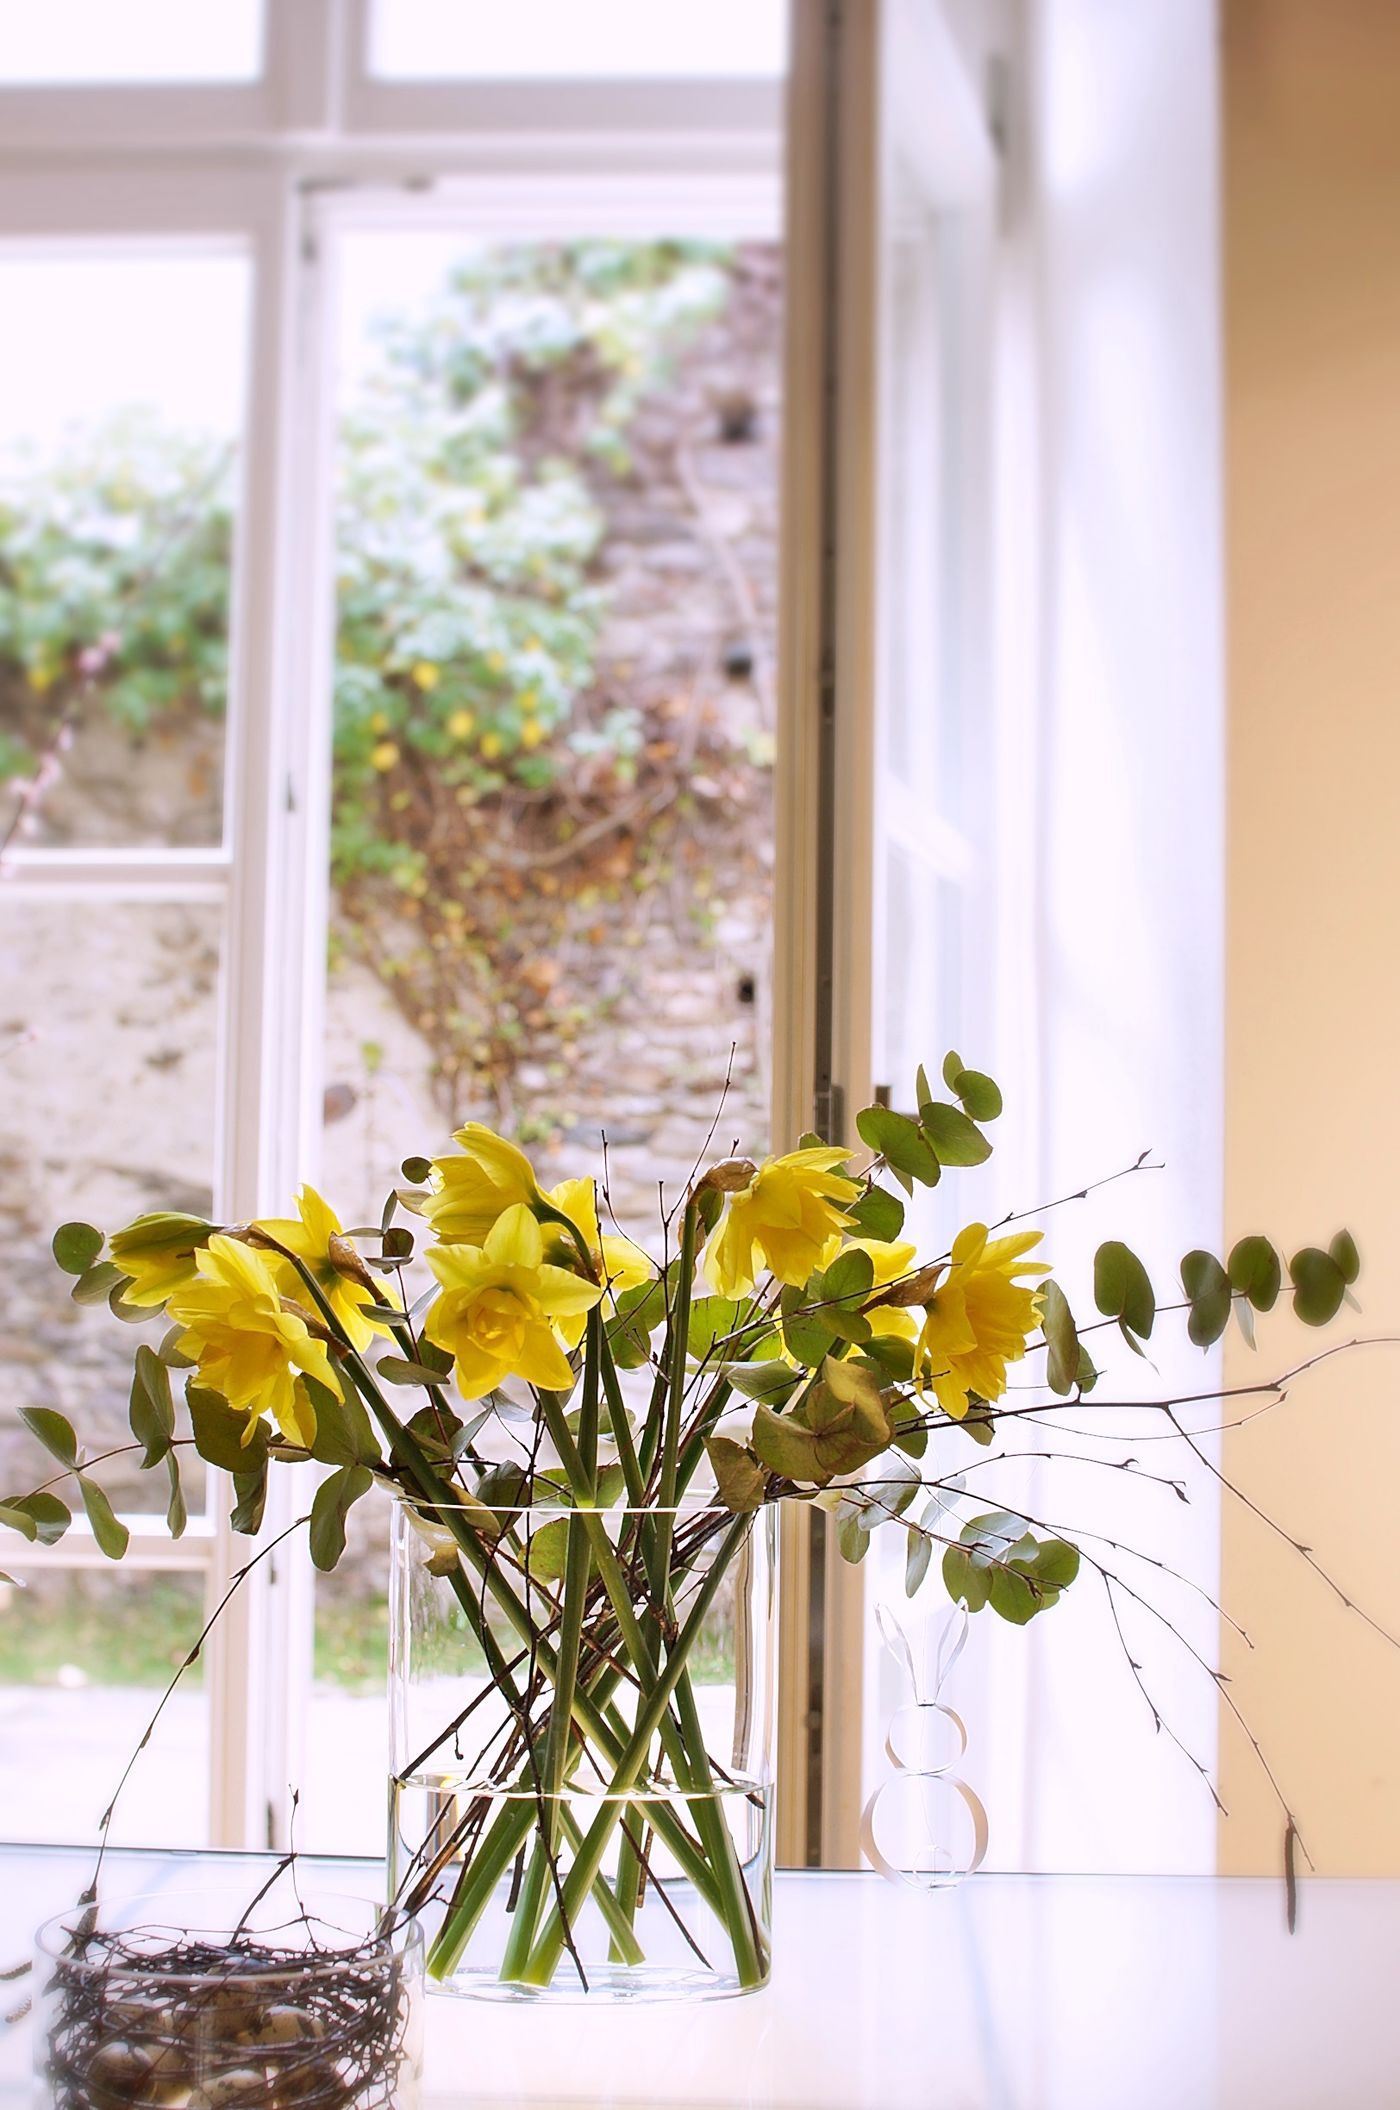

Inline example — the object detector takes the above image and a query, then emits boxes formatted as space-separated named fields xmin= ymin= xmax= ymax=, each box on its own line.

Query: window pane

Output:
xmin=302 ymin=1503 xmax=391 ymax=1855
xmin=368 ymin=0 xmax=786 ymax=79
xmin=0 ymin=1566 xmax=209 ymax=1846
xmin=313 ymin=228 xmax=782 ymax=1845
xmin=0 ymin=899 xmax=221 ymax=1517
xmin=0 ymin=250 xmax=250 ymax=849
xmin=0 ymin=0 xmax=263 ymax=84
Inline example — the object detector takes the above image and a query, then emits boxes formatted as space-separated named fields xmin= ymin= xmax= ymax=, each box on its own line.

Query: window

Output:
xmin=0 ymin=3 xmax=787 ymax=1855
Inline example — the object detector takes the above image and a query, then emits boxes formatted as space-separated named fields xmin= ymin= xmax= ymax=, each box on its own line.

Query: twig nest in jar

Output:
xmin=187 ymin=2069 xmax=269 ymax=2107
xmin=85 ymin=2039 xmax=158 ymax=2106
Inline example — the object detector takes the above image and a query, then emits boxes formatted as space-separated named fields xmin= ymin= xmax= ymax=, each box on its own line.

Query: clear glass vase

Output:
xmin=387 ymin=1497 xmax=777 ymax=2002
xmin=34 ymin=1888 xmax=423 ymax=2107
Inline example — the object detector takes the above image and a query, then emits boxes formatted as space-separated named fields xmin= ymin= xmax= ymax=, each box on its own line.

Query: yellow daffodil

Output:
xmin=167 ymin=1234 xmax=339 ymax=1449
xmin=542 ymin=1176 xmax=654 ymax=1345
xmin=371 ymin=739 xmax=400 ymax=772
xmin=109 ymin=1212 xmax=213 ymax=1309
xmin=913 ymin=1224 xmax=1049 ymax=1420
xmin=254 ymin=1185 xmax=383 ymax=1352
xmin=417 ymin=1123 xmax=542 ymax=1245
xmin=702 ymin=1147 xmax=859 ymax=1297
xmin=424 ymin=1204 xmax=603 ymax=1400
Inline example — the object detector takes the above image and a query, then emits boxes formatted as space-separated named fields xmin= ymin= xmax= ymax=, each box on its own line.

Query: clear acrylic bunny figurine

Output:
xmin=859 ymin=1600 xmax=989 ymax=1889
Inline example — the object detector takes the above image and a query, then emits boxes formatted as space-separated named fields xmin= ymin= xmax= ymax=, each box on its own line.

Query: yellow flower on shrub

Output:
xmin=418 ymin=1124 xmax=541 ymax=1245
xmin=913 ymin=1224 xmax=1049 ymax=1421
xmin=424 ymin=1204 xmax=603 ymax=1400
xmin=109 ymin=1212 xmax=213 ymax=1309
xmin=255 ymin=1185 xmax=382 ymax=1352
xmin=702 ymin=1147 xmax=859 ymax=1297
xmin=167 ymin=1235 xmax=338 ymax=1449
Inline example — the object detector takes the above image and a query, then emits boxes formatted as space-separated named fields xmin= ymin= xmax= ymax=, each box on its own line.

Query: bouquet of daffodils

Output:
xmin=4 ymin=1055 xmax=1363 ymax=1993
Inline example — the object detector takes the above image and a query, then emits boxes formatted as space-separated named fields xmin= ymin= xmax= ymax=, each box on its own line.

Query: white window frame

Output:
xmin=0 ymin=0 xmax=786 ymax=1852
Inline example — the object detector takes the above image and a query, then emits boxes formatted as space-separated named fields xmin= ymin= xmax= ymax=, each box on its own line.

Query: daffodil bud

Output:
xmin=695 ymin=1157 xmax=758 ymax=1197
xmin=866 ymin=1263 xmax=946 ymax=1310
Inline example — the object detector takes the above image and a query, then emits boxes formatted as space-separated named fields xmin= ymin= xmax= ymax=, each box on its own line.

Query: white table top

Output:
xmin=3 ymin=1848 xmax=1397 ymax=2108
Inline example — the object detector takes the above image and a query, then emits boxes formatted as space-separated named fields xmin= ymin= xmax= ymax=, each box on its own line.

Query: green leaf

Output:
xmin=687 ymin=1297 xmax=750 ymax=1363
xmin=988 ymin=1565 xmax=1040 ymax=1625
xmin=1039 ymin=1280 xmax=1081 ymax=1397
xmin=1329 ymin=1229 xmax=1360 ymax=1286
xmin=942 ymin=1542 xmax=991 ymax=1614
xmin=705 ymin=1435 xmax=768 ymax=1513
xmin=401 ymin=1155 xmax=433 ymax=1184
xmin=52 ymin=1222 xmax=103 ymax=1275
xmin=823 ymin=1247 xmax=875 ymax=1305
xmin=187 ymin=1386 xmax=268 ymax=1474
xmin=129 ymin=1346 xmax=175 ymax=1468
xmin=726 ymin=1362 xmax=802 ymax=1407
xmin=375 ymin=1355 xmax=448 ymax=1388
xmin=1093 ymin=1240 xmax=1156 ymax=1340
xmin=165 ymin=1453 xmax=187 ymax=1540
xmin=960 ymin=1400 xmax=995 ymax=1446
xmin=863 ymin=1334 xmax=915 ymax=1383
xmin=0 ymin=1503 xmax=37 ymax=1543
xmin=751 ymin=1403 xmax=822 ymax=1483
xmin=4 ymin=1492 xmax=71 ymax=1546
xmin=1227 ymin=1235 xmax=1281 ymax=1313
xmin=941 ymin=1051 xmax=964 ymax=1092
xmin=523 ymin=1515 xmax=570 ymax=1584
xmin=905 ymin=1527 xmax=932 ymax=1597
xmin=837 ymin=1514 xmax=871 ymax=1564
xmin=780 ymin=1284 xmax=839 ymax=1369
xmin=307 ymin=1378 xmax=380 ymax=1468
xmin=19 ymin=1407 xmax=78 ymax=1468
xmin=1181 ymin=1249 xmax=1232 ymax=1349
xmin=78 ymin=1478 xmax=129 ymax=1560
xmin=382 ymin=1225 xmax=415 ymax=1262
xmin=1026 ymin=1538 xmax=1080 ymax=1589
xmin=230 ymin=1465 xmax=267 ymax=1536
xmin=921 ymin=1101 xmax=992 ymax=1168
xmin=1075 ymin=1344 xmax=1100 ymax=1393
xmin=948 ymin=1067 xmax=1003 ymax=1123
xmin=1289 ymin=1247 xmax=1346 ymax=1327
xmin=158 ymin=1326 xmax=197 ymax=1369
xmin=70 ymin=1261 xmax=127 ymax=1307
xmin=309 ymin=1464 xmax=373 ymax=1572
xmin=855 ymin=1104 xmax=941 ymax=1186
xmin=847 ymin=1186 xmax=905 ymax=1242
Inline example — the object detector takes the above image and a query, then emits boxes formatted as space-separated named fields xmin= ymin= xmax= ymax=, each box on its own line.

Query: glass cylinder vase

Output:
xmin=34 ymin=1889 xmax=423 ymax=2108
xmin=387 ymin=1497 xmax=777 ymax=2003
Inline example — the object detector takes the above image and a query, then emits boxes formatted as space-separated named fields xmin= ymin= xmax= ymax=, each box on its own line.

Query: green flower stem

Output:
xmin=519 ymin=1512 xmax=756 ymax=1990
xmin=578 ymin=1508 xmax=765 ymax=1989
xmin=498 ymin=1498 xmax=594 ymax=1983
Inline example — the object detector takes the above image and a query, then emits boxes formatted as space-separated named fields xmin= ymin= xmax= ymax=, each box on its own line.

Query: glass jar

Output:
xmin=388 ymin=1497 xmax=777 ymax=2002
xmin=34 ymin=1888 xmax=423 ymax=2107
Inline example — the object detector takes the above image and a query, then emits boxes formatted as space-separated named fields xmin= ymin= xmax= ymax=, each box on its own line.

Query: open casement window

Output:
xmin=0 ymin=1 xmax=787 ymax=1854
xmin=773 ymin=0 xmax=1003 ymax=1866
xmin=0 ymin=0 xmax=1018 ymax=1868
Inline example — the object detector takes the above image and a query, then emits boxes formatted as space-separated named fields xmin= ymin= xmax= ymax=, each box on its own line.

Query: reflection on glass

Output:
xmin=0 ymin=900 xmax=220 ymax=1516
xmin=0 ymin=1565 xmax=209 ymax=1846
xmin=369 ymin=0 xmax=786 ymax=80
xmin=0 ymin=251 xmax=249 ymax=848
xmin=314 ymin=230 xmax=781 ymax=1846
xmin=0 ymin=0 xmax=263 ymax=84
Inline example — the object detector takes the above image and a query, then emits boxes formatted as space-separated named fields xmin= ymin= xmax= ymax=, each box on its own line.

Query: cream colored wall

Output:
xmin=1222 ymin=0 xmax=1400 ymax=1873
